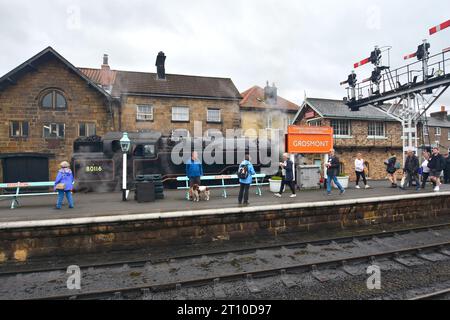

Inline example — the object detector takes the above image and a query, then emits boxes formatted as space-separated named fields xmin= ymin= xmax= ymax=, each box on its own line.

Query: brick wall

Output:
xmin=120 ymin=95 xmax=240 ymax=136
xmin=1 ymin=194 xmax=449 ymax=262
xmin=294 ymin=106 xmax=403 ymax=180
xmin=0 ymin=58 xmax=115 ymax=181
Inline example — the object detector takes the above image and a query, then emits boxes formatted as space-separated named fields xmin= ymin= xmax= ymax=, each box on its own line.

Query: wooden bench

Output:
xmin=0 ymin=182 xmax=57 ymax=209
xmin=177 ymin=174 xmax=268 ymax=200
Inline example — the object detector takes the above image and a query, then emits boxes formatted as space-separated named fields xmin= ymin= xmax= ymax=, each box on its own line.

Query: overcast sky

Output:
xmin=0 ymin=0 xmax=449 ymax=111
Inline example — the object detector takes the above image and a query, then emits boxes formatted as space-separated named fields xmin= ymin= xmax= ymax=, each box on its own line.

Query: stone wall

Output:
xmin=0 ymin=58 xmax=114 ymax=181
xmin=120 ymin=96 xmax=241 ymax=136
xmin=1 ymin=194 xmax=449 ymax=263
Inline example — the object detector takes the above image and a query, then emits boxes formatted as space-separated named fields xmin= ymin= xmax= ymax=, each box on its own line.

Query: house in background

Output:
xmin=0 ymin=46 xmax=242 ymax=184
xmin=240 ymin=82 xmax=299 ymax=138
xmin=293 ymin=98 xmax=404 ymax=181
xmin=419 ymin=106 xmax=450 ymax=153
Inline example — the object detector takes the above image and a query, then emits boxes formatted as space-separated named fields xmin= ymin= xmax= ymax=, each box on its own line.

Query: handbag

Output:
xmin=55 ymin=183 xmax=66 ymax=190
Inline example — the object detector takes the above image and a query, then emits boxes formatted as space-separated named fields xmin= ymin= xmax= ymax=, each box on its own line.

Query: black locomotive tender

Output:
xmin=72 ymin=131 xmax=274 ymax=192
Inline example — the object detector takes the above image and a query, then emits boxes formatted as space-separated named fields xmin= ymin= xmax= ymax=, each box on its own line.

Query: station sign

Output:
xmin=286 ymin=126 xmax=334 ymax=154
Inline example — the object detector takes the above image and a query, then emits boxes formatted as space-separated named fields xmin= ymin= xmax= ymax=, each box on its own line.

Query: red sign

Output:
xmin=305 ymin=111 xmax=316 ymax=119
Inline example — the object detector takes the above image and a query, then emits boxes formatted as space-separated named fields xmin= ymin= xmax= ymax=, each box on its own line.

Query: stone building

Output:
xmin=293 ymin=98 xmax=404 ymax=181
xmin=419 ymin=106 xmax=450 ymax=153
xmin=240 ymin=82 xmax=299 ymax=138
xmin=0 ymin=47 xmax=242 ymax=183
xmin=0 ymin=47 xmax=116 ymax=183
xmin=80 ymin=55 xmax=242 ymax=138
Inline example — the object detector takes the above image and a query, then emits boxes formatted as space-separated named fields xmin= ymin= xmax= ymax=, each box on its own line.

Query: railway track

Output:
xmin=409 ymin=288 xmax=450 ymax=300
xmin=2 ymin=221 xmax=450 ymax=277
xmin=11 ymin=225 xmax=450 ymax=300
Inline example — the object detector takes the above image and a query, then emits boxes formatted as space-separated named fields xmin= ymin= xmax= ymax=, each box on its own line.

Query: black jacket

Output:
xmin=386 ymin=156 xmax=397 ymax=174
xmin=282 ymin=160 xmax=294 ymax=182
xmin=404 ymin=155 xmax=419 ymax=174
xmin=428 ymin=154 xmax=445 ymax=171
xmin=327 ymin=156 xmax=340 ymax=177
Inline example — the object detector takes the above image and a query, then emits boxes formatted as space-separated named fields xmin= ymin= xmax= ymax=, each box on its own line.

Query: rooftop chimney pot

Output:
xmin=156 ymin=51 xmax=166 ymax=80
xmin=103 ymin=54 xmax=109 ymax=66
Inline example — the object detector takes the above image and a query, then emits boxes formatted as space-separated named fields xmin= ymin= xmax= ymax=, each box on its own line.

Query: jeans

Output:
xmin=421 ymin=172 xmax=430 ymax=188
xmin=355 ymin=171 xmax=367 ymax=186
xmin=404 ymin=171 xmax=420 ymax=189
xmin=279 ymin=180 xmax=296 ymax=194
xmin=327 ymin=175 xmax=344 ymax=193
xmin=238 ymin=183 xmax=250 ymax=204
xmin=56 ymin=190 xmax=74 ymax=209
xmin=189 ymin=177 xmax=201 ymax=187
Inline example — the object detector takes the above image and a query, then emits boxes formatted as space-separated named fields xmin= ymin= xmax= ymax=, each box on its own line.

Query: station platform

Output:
xmin=1 ymin=181 xmax=450 ymax=263
xmin=0 ymin=181 xmax=448 ymax=224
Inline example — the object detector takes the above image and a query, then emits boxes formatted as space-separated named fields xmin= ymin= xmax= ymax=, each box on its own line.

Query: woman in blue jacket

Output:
xmin=54 ymin=161 xmax=74 ymax=209
xmin=238 ymin=154 xmax=256 ymax=206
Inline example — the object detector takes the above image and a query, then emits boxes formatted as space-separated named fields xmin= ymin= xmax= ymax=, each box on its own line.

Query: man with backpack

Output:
xmin=326 ymin=149 xmax=345 ymax=196
xmin=238 ymin=154 xmax=256 ymax=206
xmin=428 ymin=146 xmax=446 ymax=192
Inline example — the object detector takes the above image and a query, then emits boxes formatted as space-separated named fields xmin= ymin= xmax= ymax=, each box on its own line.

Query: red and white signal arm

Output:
xmin=429 ymin=20 xmax=450 ymax=35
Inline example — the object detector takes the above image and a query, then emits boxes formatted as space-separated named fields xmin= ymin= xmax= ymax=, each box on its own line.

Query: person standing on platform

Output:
xmin=53 ymin=161 xmax=74 ymax=210
xmin=275 ymin=153 xmax=296 ymax=198
xmin=238 ymin=154 xmax=256 ymax=206
xmin=354 ymin=153 xmax=370 ymax=189
xmin=421 ymin=150 xmax=431 ymax=189
xmin=428 ymin=146 xmax=445 ymax=192
xmin=385 ymin=153 xmax=399 ymax=188
xmin=186 ymin=151 xmax=203 ymax=188
xmin=401 ymin=149 xmax=420 ymax=191
xmin=326 ymin=149 xmax=345 ymax=196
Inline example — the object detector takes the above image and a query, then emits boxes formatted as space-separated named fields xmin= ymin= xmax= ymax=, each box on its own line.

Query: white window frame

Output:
xmin=368 ymin=121 xmax=386 ymax=138
xmin=266 ymin=114 xmax=273 ymax=129
xmin=448 ymin=130 xmax=450 ymax=141
xmin=207 ymin=109 xmax=221 ymax=123
xmin=136 ymin=105 xmax=154 ymax=121
xmin=172 ymin=106 xmax=189 ymax=122
xmin=43 ymin=123 xmax=65 ymax=138
xmin=331 ymin=119 xmax=352 ymax=138
xmin=423 ymin=125 xmax=429 ymax=136
xmin=10 ymin=121 xmax=29 ymax=137
xmin=435 ymin=127 xmax=441 ymax=136
xmin=308 ymin=119 xmax=323 ymax=127
xmin=79 ymin=123 xmax=96 ymax=137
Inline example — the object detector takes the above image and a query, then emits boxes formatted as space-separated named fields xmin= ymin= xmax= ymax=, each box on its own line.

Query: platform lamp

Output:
xmin=120 ymin=132 xmax=131 ymax=201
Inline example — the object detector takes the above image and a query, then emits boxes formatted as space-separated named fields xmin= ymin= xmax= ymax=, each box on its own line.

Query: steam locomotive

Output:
xmin=71 ymin=131 xmax=275 ymax=192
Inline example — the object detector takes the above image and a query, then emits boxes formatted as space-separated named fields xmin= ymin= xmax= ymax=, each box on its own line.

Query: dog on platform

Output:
xmin=189 ymin=184 xmax=210 ymax=202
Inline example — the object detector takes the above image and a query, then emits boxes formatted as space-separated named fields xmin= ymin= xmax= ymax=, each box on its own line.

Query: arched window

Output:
xmin=40 ymin=90 xmax=67 ymax=109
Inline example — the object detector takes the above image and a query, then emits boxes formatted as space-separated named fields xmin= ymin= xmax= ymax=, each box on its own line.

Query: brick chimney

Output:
xmin=430 ymin=106 xmax=448 ymax=120
xmin=264 ymin=81 xmax=277 ymax=105
xmin=100 ymin=54 xmax=114 ymax=92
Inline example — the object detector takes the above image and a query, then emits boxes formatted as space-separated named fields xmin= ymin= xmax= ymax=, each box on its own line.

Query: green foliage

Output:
xmin=270 ymin=176 xmax=283 ymax=181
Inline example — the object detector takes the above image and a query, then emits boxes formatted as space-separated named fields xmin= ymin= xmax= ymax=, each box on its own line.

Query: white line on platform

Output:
xmin=0 ymin=192 xmax=449 ymax=230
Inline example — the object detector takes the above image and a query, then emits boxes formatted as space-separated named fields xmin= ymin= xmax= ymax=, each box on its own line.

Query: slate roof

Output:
xmin=0 ymin=47 xmax=112 ymax=100
xmin=295 ymin=98 xmax=398 ymax=122
xmin=240 ymin=86 xmax=299 ymax=112
xmin=79 ymin=68 xmax=242 ymax=100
